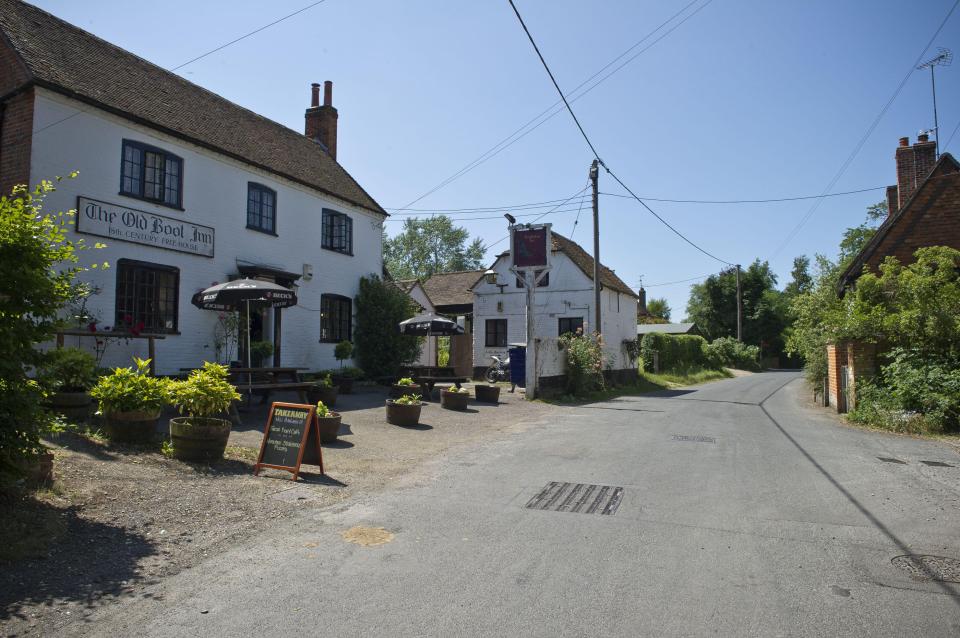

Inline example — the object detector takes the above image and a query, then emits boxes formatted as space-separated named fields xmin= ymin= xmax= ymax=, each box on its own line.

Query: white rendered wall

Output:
xmin=30 ymin=89 xmax=384 ymax=375
xmin=472 ymin=252 xmax=638 ymax=377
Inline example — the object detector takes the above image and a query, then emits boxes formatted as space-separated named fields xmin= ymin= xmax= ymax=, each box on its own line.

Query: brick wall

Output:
xmin=0 ymin=86 xmax=34 ymax=196
xmin=845 ymin=341 xmax=876 ymax=411
xmin=826 ymin=343 xmax=847 ymax=412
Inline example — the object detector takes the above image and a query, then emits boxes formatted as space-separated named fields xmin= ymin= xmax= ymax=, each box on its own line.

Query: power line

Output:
xmin=483 ymin=184 xmax=591 ymax=250
xmin=943 ymin=115 xmax=960 ymax=150
xmin=507 ymin=0 xmax=733 ymax=266
xmin=392 ymin=0 xmax=710 ymax=212
xmin=6 ymin=0 xmax=331 ymax=146
xmin=384 ymin=205 xmax=586 ymax=222
xmin=570 ymin=191 xmax=588 ymax=238
xmin=385 ymin=185 xmax=886 ymax=214
xmin=769 ymin=0 xmax=960 ymax=260
xmin=644 ymin=273 xmax=715 ymax=287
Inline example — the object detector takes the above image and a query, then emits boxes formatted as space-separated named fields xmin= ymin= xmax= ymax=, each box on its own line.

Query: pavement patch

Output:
xmin=525 ymin=482 xmax=624 ymax=515
xmin=877 ymin=457 xmax=907 ymax=464
xmin=919 ymin=460 xmax=954 ymax=467
xmin=672 ymin=434 xmax=716 ymax=444
xmin=341 ymin=526 xmax=395 ymax=547
xmin=891 ymin=555 xmax=960 ymax=583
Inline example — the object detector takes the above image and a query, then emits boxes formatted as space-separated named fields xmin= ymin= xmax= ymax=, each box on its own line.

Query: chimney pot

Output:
xmin=918 ymin=132 xmax=929 ymax=143
xmin=899 ymin=136 xmax=910 ymax=147
xmin=310 ymin=83 xmax=320 ymax=107
xmin=323 ymin=80 xmax=333 ymax=107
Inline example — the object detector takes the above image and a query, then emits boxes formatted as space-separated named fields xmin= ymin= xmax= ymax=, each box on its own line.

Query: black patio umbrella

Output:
xmin=191 ymin=279 xmax=298 ymax=381
xmin=398 ymin=313 xmax=465 ymax=336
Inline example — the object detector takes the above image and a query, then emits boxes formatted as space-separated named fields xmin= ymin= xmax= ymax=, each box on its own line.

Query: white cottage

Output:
xmin=0 ymin=0 xmax=387 ymax=375
xmin=471 ymin=233 xmax=639 ymax=387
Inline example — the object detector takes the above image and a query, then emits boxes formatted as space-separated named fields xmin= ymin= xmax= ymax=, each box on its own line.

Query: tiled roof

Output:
xmin=838 ymin=152 xmax=960 ymax=292
xmin=550 ymin=233 xmax=637 ymax=297
xmin=422 ymin=270 xmax=485 ymax=309
xmin=0 ymin=0 xmax=386 ymax=216
xmin=392 ymin=279 xmax=420 ymax=294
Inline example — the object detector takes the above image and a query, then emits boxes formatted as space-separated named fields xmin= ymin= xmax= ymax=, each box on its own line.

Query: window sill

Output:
xmin=319 ymin=338 xmax=350 ymax=344
xmin=118 ymin=191 xmax=185 ymax=212
xmin=246 ymin=225 xmax=278 ymax=237
xmin=321 ymin=246 xmax=354 ymax=257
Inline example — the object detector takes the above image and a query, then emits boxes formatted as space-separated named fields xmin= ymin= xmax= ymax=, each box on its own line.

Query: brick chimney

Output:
xmin=893 ymin=133 xmax=937 ymax=211
xmin=637 ymin=287 xmax=648 ymax=317
xmin=304 ymin=80 xmax=338 ymax=160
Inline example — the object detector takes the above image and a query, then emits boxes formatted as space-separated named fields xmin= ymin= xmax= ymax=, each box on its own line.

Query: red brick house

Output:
xmin=826 ymin=134 xmax=960 ymax=411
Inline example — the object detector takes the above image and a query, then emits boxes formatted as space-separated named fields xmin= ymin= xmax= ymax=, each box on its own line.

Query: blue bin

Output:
xmin=508 ymin=345 xmax=526 ymax=388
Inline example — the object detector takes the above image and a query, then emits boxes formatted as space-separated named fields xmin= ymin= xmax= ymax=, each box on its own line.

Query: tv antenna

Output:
xmin=917 ymin=47 xmax=952 ymax=157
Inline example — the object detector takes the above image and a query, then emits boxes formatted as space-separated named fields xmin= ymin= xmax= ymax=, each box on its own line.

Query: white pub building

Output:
xmin=0 ymin=0 xmax=387 ymax=374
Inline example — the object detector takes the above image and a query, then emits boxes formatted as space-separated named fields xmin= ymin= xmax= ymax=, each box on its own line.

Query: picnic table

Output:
xmin=180 ymin=366 xmax=312 ymax=420
xmin=413 ymin=375 xmax=471 ymax=400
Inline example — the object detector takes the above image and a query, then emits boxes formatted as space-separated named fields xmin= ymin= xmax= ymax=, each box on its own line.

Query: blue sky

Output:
xmin=33 ymin=0 xmax=960 ymax=318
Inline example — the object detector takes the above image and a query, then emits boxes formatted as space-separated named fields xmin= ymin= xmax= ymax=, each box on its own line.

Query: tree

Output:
xmin=1 ymin=177 xmax=104 ymax=481
xmin=384 ymin=215 xmax=486 ymax=280
xmin=783 ymin=255 xmax=812 ymax=297
xmin=645 ymin=297 xmax=671 ymax=322
xmin=685 ymin=260 xmax=787 ymax=356
xmin=353 ymin=275 xmax=421 ymax=377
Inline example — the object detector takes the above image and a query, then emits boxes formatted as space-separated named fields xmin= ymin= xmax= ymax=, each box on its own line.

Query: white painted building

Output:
xmin=393 ymin=279 xmax=438 ymax=367
xmin=0 ymin=1 xmax=387 ymax=374
xmin=471 ymin=233 xmax=639 ymax=385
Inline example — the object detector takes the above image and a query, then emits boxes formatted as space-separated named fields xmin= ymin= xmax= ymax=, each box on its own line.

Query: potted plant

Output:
xmin=390 ymin=376 xmax=421 ymax=399
xmin=249 ymin=340 xmax=274 ymax=367
xmin=168 ymin=362 xmax=241 ymax=462
xmin=306 ymin=373 xmax=338 ymax=408
xmin=474 ymin=384 xmax=501 ymax=404
xmin=335 ymin=366 xmax=362 ymax=394
xmin=315 ymin=400 xmax=342 ymax=443
xmin=385 ymin=393 xmax=424 ymax=427
xmin=89 ymin=358 xmax=170 ymax=444
xmin=334 ymin=340 xmax=353 ymax=368
xmin=441 ymin=386 xmax=470 ymax=411
xmin=39 ymin=347 xmax=98 ymax=420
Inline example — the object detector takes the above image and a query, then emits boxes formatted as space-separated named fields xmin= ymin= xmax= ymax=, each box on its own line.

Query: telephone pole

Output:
xmin=735 ymin=264 xmax=742 ymax=342
xmin=590 ymin=159 xmax=601 ymax=335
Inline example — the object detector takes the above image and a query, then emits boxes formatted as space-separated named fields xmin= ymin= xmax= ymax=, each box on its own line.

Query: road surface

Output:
xmin=67 ymin=371 xmax=960 ymax=637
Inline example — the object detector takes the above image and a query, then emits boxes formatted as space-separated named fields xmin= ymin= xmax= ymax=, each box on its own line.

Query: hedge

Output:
xmin=640 ymin=333 xmax=709 ymax=371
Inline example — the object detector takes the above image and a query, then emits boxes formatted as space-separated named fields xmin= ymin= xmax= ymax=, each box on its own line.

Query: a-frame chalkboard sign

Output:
xmin=254 ymin=402 xmax=324 ymax=481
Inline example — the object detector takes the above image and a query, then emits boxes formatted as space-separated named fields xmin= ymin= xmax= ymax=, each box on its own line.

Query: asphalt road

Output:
xmin=67 ymin=372 xmax=960 ymax=637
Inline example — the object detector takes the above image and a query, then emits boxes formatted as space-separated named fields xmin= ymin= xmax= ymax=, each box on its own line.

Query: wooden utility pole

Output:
xmin=735 ymin=264 xmax=742 ymax=342
xmin=590 ymin=159 xmax=601 ymax=334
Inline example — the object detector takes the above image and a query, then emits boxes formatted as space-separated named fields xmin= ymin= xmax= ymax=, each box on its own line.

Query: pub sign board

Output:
xmin=254 ymin=402 xmax=324 ymax=481
xmin=512 ymin=225 xmax=550 ymax=269
xmin=76 ymin=196 xmax=215 ymax=258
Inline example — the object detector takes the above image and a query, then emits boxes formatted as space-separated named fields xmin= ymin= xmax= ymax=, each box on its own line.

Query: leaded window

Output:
xmin=120 ymin=140 xmax=183 ymax=208
xmin=247 ymin=183 xmax=276 ymax=234
xmin=322 ymin=209 xmax=353 ymax=254
xmin=558 ymin=317 xmax=583 ymax=336
xmin=115 ymin=259 xmax=179 ymax=334
xmin=321 ymin=294 xmax=351 ymax=342
xmin=485 ymin=319 xmax=507 ymax=347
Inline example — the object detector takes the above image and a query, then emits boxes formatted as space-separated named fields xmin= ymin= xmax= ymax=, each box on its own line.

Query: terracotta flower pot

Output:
xmin=316 ymin=413 xmax=342 ymax=443
xmin=306 ymin=385 xmax=339 ymax=408
xmin=102 ymin=410 xmax=160 ymax=444
xmin=385 ymin=400 xmax=423 ymax=426
xmin=169 ymin=417 xmax=232 ymax=462
xmin=391 ymin=383 xmax=421 ymax=399
xmin=474 ymin=385 xmax=501 ymax=404
xmin=440 ymin=390 xmax=470 ymax=411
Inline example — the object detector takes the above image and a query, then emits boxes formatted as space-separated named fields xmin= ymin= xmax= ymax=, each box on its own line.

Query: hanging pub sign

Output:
xmin=76 ymin=196 xmax=215 ymax=257
xmin=511 ymin=224 xmax=551 ymax=269
xmin=254 ymin=402 xmax=324 ymax=481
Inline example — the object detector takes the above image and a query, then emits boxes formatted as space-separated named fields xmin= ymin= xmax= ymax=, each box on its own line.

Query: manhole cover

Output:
xmin=891 ymin=555 xmax=960 ymax=583
xmin=525 ymin=482 xmax=623 ymax=516
xmin=672 ymin=434 xmax=716 ymax=443
xmin=919 ymin=460 xmax=954 ymax=467
xmin=877 ymin=457 xmax=907 ymax=464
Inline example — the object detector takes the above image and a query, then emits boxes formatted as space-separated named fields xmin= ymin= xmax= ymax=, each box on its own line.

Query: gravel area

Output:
xmin=1 ymin=384 xmax=556 ymax=637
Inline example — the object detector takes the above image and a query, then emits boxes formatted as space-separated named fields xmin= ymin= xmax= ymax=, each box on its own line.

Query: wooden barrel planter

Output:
xmin=474 ymin=385 xmax=501 ymax=404
xmin=169 ymin=417 xmax=231 ymax=462
xmin=390 ymin=383 xmax=422 ymax=399
xmin=101 ymin=410 xmax=160 ymax=444
xmin=385 ymin=400 xmax=423 ymax=426
xmin=49 ymin=391 xmax=93 ymax=421
xmin=306 ymin=385 xmax=339 ymax=408
xmin=316 ymin=413 xmax=342 ymax=443
xmin=440 ymin=390 xmax=470 ymax=411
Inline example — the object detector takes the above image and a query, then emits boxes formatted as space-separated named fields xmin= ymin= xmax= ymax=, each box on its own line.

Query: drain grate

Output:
xmin=672 ymin=434 xmax=716 ymax=444
xmin=525 ymin=482 xmax=623 ymax=515
xmin=919 ymin=460 xmax=954 ymax=467
xmin=877 ymin=457 xmax=907 ymax=464
xmin=891 ymin=555 xmax=960 ymax=583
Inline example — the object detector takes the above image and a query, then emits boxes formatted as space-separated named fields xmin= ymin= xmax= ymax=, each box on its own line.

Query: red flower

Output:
xmin=123 ymin=314 xmax=133 ymax=324
xmin=87 ymin=321 xmax=97 ymax=333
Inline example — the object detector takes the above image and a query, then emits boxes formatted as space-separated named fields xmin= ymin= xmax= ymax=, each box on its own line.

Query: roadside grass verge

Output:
xmin=542 ymin=366 xmax=732 ymax=405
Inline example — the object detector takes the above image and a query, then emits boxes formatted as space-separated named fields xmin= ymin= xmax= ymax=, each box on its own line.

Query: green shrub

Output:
xmin=170 ymin=362 xmax=241 ymax=419
xmin=334 ymin=340 xmax=353 ymax=367
xmin=354 ymin=276 xmax=421 ymax=377
xmin=640 ymin=333 xmax=710 ymax=371
xmin=704 ymin=337 xmax=761 ymax=371
xmin=39 ymin=347 xmax=98 ymax=392
xmin=90 ymin=358 xmax=171 ymax=415
xmin=249 ymin=341 xmax=273 ymax=365
xmin=559 ymin=331 xmax=605 ymax=396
